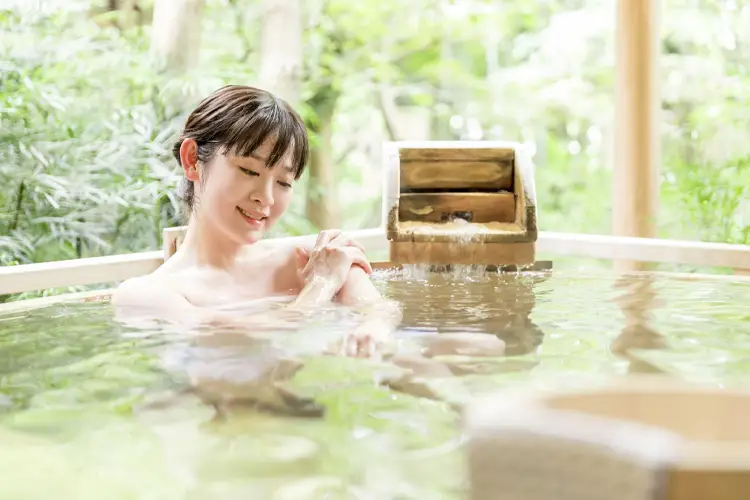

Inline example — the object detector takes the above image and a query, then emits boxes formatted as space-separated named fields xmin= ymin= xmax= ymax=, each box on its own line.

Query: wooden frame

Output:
xmin=0 ymin=251 xmax=163 ymax=297
xmin=384 ymin=141 xmax=537 ymax=245
xmin=383 ymin=141 xmax=538 ymax=266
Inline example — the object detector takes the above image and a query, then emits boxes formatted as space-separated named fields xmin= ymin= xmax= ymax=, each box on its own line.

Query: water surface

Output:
xmin=1 ymin=269 xmax=749 ymax=499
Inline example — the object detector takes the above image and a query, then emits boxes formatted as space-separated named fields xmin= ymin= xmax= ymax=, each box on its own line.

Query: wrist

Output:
xmin=307 ymin=270 xmax=344 ymax=288
xmin=307 ymin=274 xmax=338 ymax=289
xmin=293 ymin=275 xmax=340 ymax=307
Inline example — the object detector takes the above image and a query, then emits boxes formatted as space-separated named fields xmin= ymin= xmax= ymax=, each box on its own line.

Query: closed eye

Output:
xmin=278 ymin=181 xmax=292 ymax=189
xmin=239 ymin=167 xmax=259 ymax=177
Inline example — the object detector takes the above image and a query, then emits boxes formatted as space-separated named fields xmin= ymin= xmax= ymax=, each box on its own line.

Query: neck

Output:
xmin=178 ymin=213 xmax=246 ymax=269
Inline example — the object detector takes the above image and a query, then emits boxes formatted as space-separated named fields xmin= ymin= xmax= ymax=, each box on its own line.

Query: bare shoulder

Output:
xmin=112 ymin=268 xmax=184 ymax=308
xmin=111 ymin=275 xmax=165 ymax=307
xmin=111 ymin=272 xmax=198 ymax=326
xmin=244 ymin=238 xmax=306 ymax=266
xmin=256 ymin=234 xmax=317 ymax=253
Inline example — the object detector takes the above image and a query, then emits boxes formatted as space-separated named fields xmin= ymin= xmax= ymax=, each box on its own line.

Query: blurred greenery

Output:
xmin=1 ymin=0 xmax=748 ymax=297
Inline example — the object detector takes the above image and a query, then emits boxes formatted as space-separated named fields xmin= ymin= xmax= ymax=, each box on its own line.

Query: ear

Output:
xmin=179 ymin=139 xmax=200 ymax=182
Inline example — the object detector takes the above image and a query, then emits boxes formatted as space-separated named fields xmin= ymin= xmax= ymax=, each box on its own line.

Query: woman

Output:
xmin=113 ymin=85 xmax=397 ymax=357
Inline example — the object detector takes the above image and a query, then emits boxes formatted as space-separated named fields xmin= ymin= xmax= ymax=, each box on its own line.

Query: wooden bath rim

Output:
xmin=1 ymin=226 xmax=750 ymax=313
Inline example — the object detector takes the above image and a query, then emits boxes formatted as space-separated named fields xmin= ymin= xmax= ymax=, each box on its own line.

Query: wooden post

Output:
xmin=613 ymin=0 xmax=661 ymax=272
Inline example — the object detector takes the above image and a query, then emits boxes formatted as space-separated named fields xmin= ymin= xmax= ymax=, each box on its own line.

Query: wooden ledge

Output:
xmin=390 ymin=241 xmax=535 ymax=266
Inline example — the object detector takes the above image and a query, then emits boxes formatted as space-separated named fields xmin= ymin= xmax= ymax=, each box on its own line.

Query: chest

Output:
xmin=176 ymin=256 xmax=301 ymax=309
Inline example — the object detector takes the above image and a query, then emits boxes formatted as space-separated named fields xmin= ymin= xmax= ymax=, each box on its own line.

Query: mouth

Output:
xmin=237 ymin=206 xmax=268 ymax=225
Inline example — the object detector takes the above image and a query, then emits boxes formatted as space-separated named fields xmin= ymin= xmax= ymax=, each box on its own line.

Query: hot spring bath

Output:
xmin=1 ymin=267 xmax=749 ymax=499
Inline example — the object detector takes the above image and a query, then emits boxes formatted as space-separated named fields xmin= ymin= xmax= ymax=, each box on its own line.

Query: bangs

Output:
xmin=220 ymin=98 xmax=309 ymax=179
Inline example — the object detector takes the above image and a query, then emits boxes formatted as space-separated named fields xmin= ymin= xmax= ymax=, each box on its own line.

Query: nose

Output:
xmin=251 ymin=177 xmax=274 ymax=208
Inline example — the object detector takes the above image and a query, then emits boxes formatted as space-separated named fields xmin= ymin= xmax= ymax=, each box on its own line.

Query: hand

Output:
xmin=339 ymin=315 xmax=397 ymax=359
xmin=342 ymin=331 xmax=378 ymax=358
xmin=296 ymin=230 xmax=372 ymax=288
xmin=298 ymin=245 xmax=372 ymax=291
xmin=311 ymin=229 xmax=366 ymax=255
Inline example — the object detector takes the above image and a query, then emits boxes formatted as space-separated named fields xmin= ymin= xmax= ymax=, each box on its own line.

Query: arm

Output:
xmin=336 ymin=266 xmax=383 ymax=305
xmin=287 ymin=240 xmax=375 ymax=310
xmin=336 ymin=266 xmax=403 ymax=357
xmin=282 ymin=233 xmax=400 ymax=357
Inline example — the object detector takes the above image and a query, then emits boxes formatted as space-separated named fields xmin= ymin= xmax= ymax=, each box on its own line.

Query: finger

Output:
xmin=357 ymin=334 xmax=374 ymax=358
xmin=301 ymin=250 xmax=312 ymax=272
xmin=344 ymin=247 xmax=373 ymax=274
xmin=294 ymin=247 xmax=309 ymax=268
xmin=301 ymin=249 xmax=318 ymax=276
xmin=325 ymin=230 xmax=348 ymax=249
xmin=342 ymin=238 xmax=365 ymax=252
xmin=315 ymin=229 xmax=341 ymax=250
xmin=313 ymin=232 xmax=326 ymax=251
xmin=313 ymin=230 xmax=332 ymax=251
xmin=369 ymin=341 xmax=383 ymax=362
xmin=342 ymin=334 xmax=356 ymax=357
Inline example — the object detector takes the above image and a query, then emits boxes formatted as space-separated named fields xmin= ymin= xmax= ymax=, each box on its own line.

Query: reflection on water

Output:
xmin=1 ymin=269 xmax=750 ymax=498
xmin=610 ymin=274 xmax=668 ymax=374
xmin=391 ymin=264 xmax=546 ymax=356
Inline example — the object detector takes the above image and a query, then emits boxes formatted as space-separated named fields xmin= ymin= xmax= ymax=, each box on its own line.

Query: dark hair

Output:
xmin=172 ymin=85 xmax=309 ymax=212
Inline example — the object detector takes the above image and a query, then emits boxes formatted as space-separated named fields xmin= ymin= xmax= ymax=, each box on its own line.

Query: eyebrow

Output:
xmin=248 ymin=152 xmax=293 ymax=171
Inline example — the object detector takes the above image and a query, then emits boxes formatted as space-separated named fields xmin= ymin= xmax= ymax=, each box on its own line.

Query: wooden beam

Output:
xmin=614 ymin=0 xmax=661 ymax=271
xmin=399 ymin=148 xmax=514 ymax=162
xmin=0 ymin=289 xmax=114 ymax=315
xmin=399 ymin=160 xmax=513 ymax=191
xmin=390 ymin=241 xmax=535 ymax=266
xmin=0 ymin=251 xmax=163 ymax=296
xmin=537 ymin=232 xmax=750 ymax=271
xmin=398 ymin=192 xmax=516 ymax=223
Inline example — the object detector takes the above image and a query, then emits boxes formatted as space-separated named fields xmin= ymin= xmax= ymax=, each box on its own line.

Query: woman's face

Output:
xmin=188 ymin=139 xmax=296 ymax=245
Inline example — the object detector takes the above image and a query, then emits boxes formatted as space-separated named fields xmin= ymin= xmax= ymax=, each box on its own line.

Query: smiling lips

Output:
xmin=237 ymin=206 xmax=267 ymax=227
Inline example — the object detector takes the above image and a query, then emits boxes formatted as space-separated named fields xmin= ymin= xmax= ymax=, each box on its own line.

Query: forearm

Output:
xmin=353 ymin=297 xmax=402 ymax=330
xmin=288 ymin=276 xmax=341 ymax=309
xmin=336 ymin=266 xmax=383 ymax=306
xmin=338 ymin=266 xmax=402 ymax=344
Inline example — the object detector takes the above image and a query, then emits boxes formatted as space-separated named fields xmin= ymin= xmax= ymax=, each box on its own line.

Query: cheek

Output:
xmin=270 ymin=190 xmax=293 ymax=219
xmin=206 ymin=176 xmax=242 ymax=208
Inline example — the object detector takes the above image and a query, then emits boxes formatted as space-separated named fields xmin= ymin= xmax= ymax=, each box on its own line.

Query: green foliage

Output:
xmin=661 ymin=154 xmax=750 ymax=244
xmin=0 ymin=5 xmax=183 ymax=266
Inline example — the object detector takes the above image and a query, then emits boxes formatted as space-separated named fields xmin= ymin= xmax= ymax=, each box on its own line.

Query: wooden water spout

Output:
xmin=383 ymin=141 xmax=538 ymax=266
xmin=465 ymin=377 xmax=750 ymax=500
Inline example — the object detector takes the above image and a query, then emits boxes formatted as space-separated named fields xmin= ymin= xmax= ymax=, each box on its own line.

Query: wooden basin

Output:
xmin=464 ymin=377 xmax=750 ymax=500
